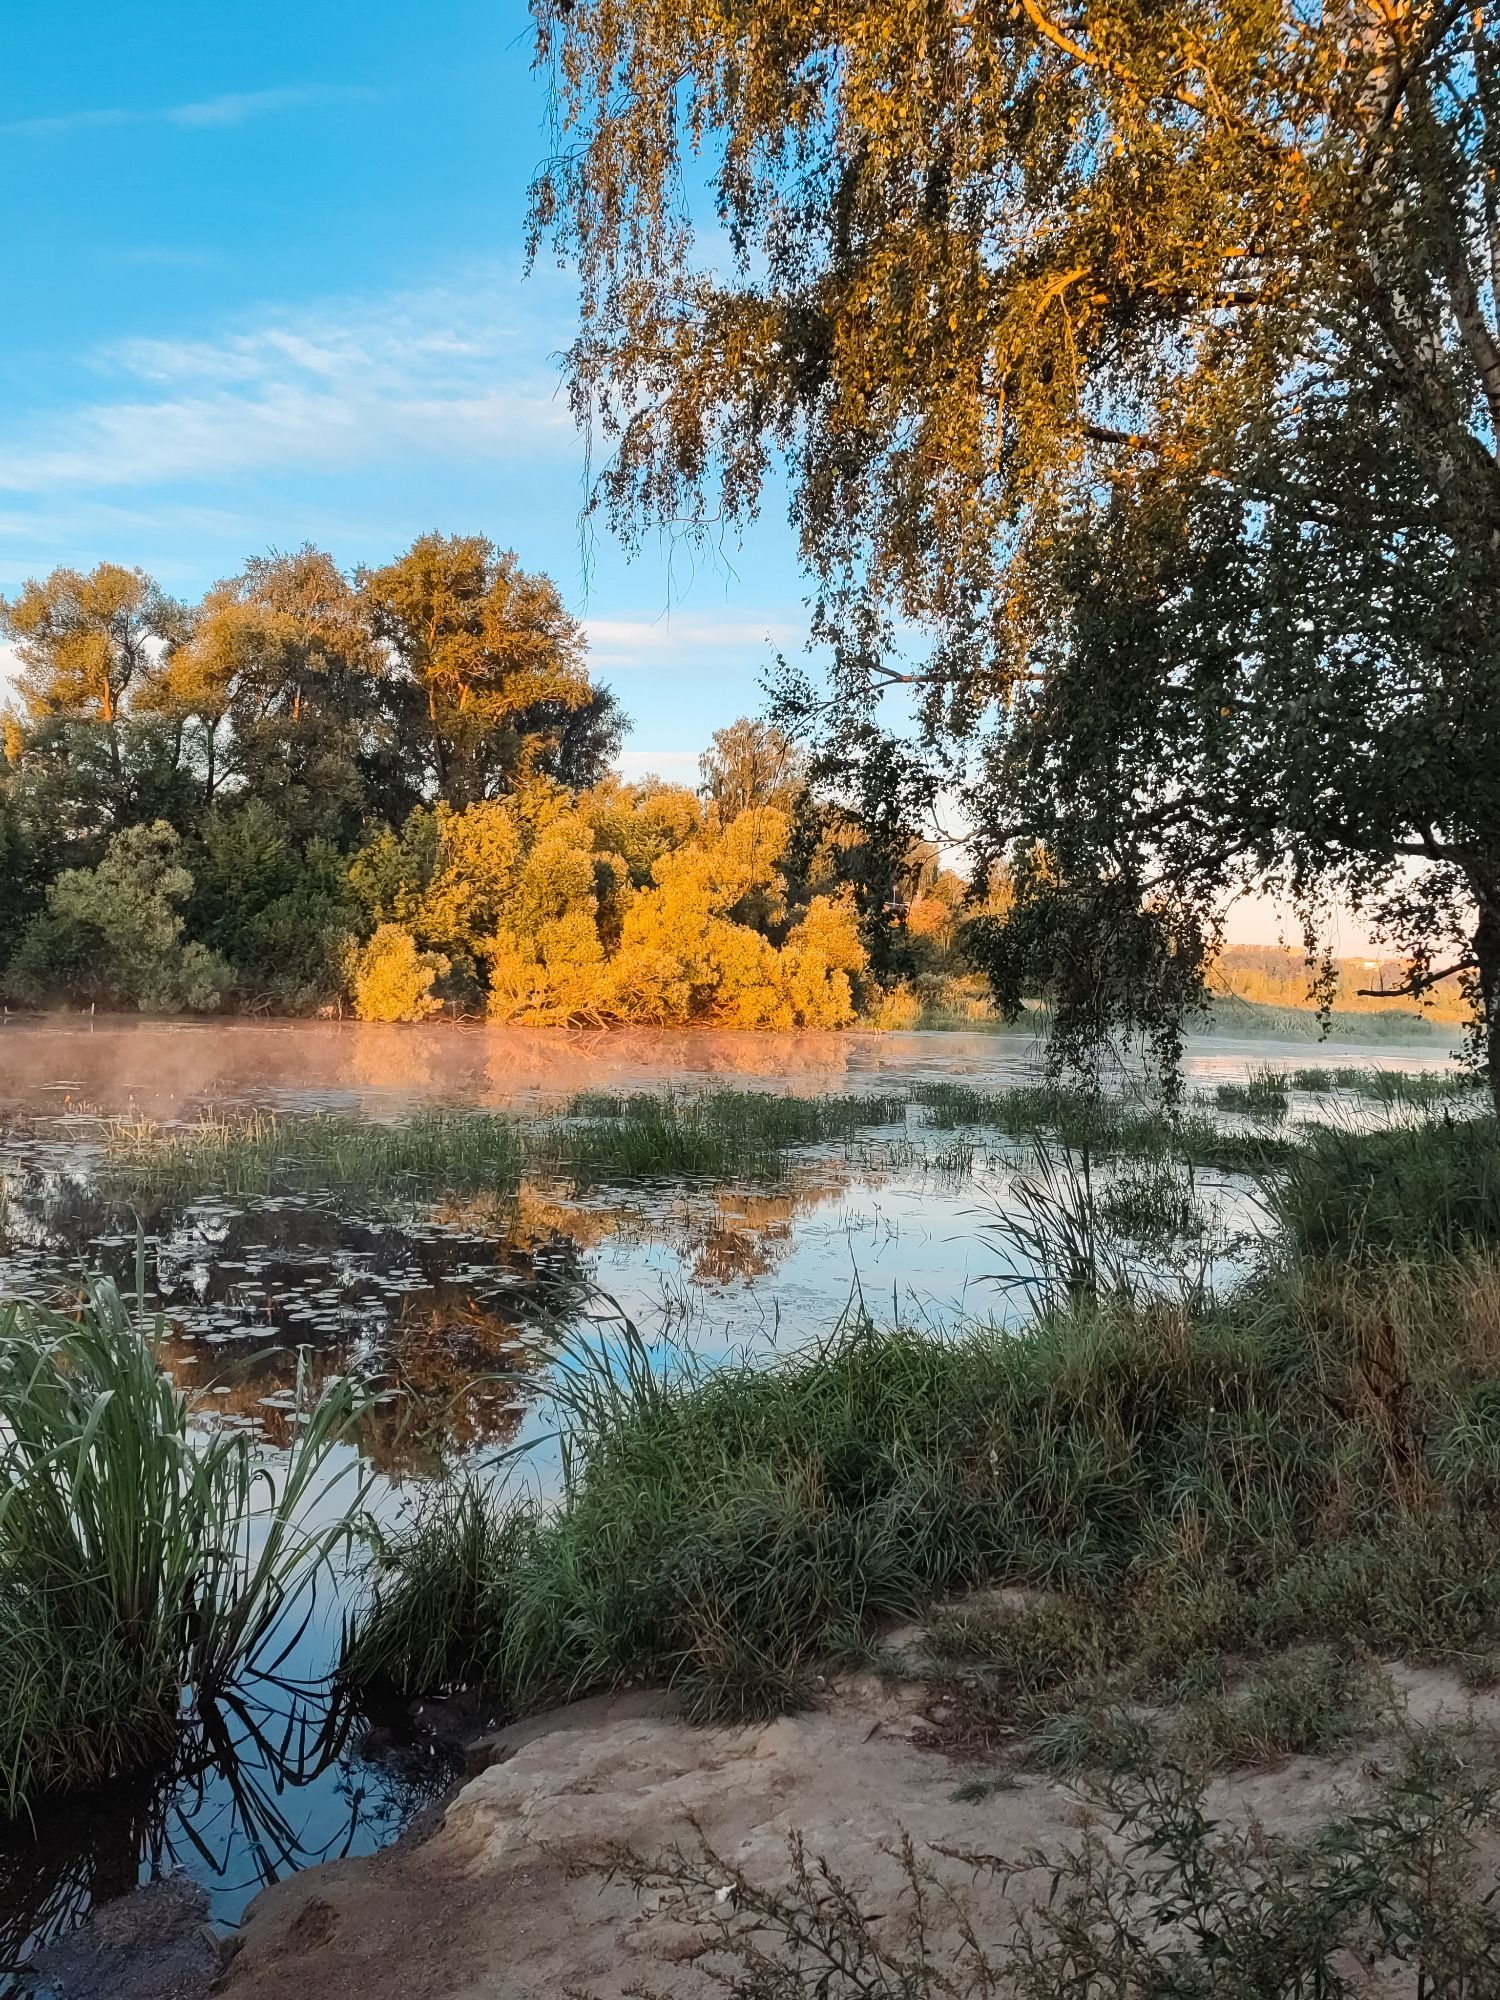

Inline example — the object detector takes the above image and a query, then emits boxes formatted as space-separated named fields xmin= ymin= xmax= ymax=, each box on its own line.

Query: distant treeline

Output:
xmin=1211 ymin=946 xmax=1469 ymax=1027
xmin=0 ymin=541 xmax=981 ymax=1024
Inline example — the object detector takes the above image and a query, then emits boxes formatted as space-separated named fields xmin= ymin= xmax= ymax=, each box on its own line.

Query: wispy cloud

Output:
xmin=584 ymin=614 xmax=802 ymax=671
xmin=0 ymin=274 xmax=572 ymax=495
xmin=1 ymin=83 xmax=375 ymax=140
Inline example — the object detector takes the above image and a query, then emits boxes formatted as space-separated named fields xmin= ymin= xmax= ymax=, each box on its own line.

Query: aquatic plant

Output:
xmin=1213 ymin=1065 xmax=1291 ymax=1119
xmin=912 ymin=1078 xmax=1298 ymax=1172
xmin=0 ymin=1281 xmax=369 ymax=1813
xmin=345 ymin=1188 xmax=1500 ymax=1728
xmin=103 ymin=1108 xmax=528 ymax=1203
xmin=556 ymin=1086 xmax=911 ymax=1182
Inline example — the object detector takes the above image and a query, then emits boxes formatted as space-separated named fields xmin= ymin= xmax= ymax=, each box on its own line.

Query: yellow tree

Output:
xmin=360 ymin=534 xmax=598 ymax=809
xmin=2 ymin=564 xmax=187 ymax=773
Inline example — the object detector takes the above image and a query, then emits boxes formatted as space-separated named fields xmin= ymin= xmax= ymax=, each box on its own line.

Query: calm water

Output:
xmin=0 ymin=1015 xmax=1461 ymax=1985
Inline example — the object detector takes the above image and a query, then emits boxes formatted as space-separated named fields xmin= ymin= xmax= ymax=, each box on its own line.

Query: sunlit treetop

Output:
xmin=530 ymin=0 xmax=1438 ymax=663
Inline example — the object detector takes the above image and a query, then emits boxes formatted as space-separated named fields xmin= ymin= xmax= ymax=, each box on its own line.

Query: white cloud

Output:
xmin=0 ymin=276 xmax=571 ymax=495
xmin=1 ymin=84 xmax=374 ymax=140
xmin=583 ymin=614 xmax=802 ymax=671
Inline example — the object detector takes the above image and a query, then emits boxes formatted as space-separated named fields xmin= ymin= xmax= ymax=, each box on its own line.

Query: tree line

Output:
xmin=0 ymin=537 xmax=973 ymax=1024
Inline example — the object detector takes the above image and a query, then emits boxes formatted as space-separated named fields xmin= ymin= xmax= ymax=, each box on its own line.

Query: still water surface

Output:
xmin=0 ymin=1016 xmax=1460 ymax=1986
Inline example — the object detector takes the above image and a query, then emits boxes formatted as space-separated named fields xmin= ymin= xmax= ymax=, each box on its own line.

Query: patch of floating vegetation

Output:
xmin=908 ymin=1079 xmax=1302 ymax=1173
xmin=1283 ymin=1064 xmax=1481 ymax=1104
xmin=82 ymin=1068 xmax=1482 ymax=1212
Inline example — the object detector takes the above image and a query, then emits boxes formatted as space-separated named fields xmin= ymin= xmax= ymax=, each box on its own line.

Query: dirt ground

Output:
xmin=211 ymin=1660 xmax=1498 ymax=2000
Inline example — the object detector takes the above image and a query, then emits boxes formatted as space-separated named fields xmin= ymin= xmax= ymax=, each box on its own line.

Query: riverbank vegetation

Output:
xmin=0 ymin=1284 xmax=368 ymax=1814
xmin=96 ymin=1072 xmax=1335 ymax=1212
xmin=0 ymin=551 xmax=1474 ymax=1058
xmin=0 ymin=548 xmax=1004 ymax=1030
xmin=344 ymin=1114 xmax=1500 ymax=1758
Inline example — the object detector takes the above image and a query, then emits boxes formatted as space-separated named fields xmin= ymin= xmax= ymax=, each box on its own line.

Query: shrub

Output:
xmin=4 ymin=821 xmax=229 ymax=1012
xmin=349 ymin=922 xmax=449 ymax=1021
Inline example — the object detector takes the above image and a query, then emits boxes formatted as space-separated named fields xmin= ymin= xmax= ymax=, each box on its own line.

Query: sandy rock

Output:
xmin=217 ymin=1669 xmax=1500 ymax=2000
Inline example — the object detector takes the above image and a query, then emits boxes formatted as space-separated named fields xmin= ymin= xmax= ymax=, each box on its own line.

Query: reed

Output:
xmin=0 ymin=1281 xmax=369 ymax=1813
xmin=102 ymin=1108 xmax=528 ymax=1203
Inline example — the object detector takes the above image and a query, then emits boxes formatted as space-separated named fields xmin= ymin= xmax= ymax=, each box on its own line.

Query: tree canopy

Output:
xmin=530 ymin=0 xmax=1500 ymax=1092
xmin=0 ymin=539 xmax=921 ymax=1025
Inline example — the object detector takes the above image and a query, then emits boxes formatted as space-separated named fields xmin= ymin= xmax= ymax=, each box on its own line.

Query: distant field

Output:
xmin=1210 ymin=944 xmax=1468 ymax=1029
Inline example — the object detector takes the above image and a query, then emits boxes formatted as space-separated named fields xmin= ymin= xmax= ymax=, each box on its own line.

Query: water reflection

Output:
xmin=1 ymin=1660 xmax=457 ymax=1994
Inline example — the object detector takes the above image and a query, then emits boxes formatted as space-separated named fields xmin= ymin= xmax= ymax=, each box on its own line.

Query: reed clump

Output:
xmin=1273 ymin=1117 xmax=1500 ymax=1261
xmin=0 ymin=1283 xmax=368 ymax=1815
xmin=553 ymin=1086 xmax=910 ymax=1182
xmin=103 ymin=1108 xmax=528 ymax=1203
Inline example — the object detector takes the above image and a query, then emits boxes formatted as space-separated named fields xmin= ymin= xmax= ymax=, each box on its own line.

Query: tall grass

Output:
xmin=344 ymin=1205 xmax=1500 ymax=1725
xmin=1284 ymin=1064 xmax=1481 ymax=1104
xmin=0 ymin=1281 xmax=370 ymax=1814
xmin=1273 ymin=1117 xmax=1500 ymax=1261
xmin=1213 ymin=1065 xmax=1290 ymax=1118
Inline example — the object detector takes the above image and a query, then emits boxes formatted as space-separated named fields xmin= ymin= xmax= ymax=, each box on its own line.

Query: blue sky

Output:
xmin=0 ymin=0 xmax=809 ymax=784
xmin=0 ymin=3 xmax=1362 ymax=950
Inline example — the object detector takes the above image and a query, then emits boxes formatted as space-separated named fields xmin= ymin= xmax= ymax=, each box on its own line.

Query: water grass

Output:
xmin=102 ymin=1108 xmax=528 ymax=1204
xmin=912 ymin=1078 xmax=1299 ymax=1172
xmin=0 ymin=1280 xmax=370 ymax=1814
xmin=1259 ymin=1063 xmax=1479 ymax=1105
xmin=1213 ymin=1065 xmax=1291 ymax=1118
xmin=95 ymin=1077 xmax=1356 ymax=1215
xmin=552 ymin=1087 xmax=910 ymax=1182
xmin=344 ymin=1199 xmax=1500 ymax=1726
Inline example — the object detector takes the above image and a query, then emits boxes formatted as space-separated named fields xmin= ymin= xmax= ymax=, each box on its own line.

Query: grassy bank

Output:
xmin=345 ymin=1116 xmax=1500 ymax=1740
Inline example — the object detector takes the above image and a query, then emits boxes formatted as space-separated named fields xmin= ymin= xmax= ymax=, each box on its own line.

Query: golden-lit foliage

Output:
xmin=349 ymin=775 xmax=869 ymax=1027
xmin=1212 ymin=946 xmax=1471 ymax=1026
xmin=2 ymin=564 xmax=186 ymax=728
xmin=360 ymin=533 xmax=594 ymax=806
xmin=350 ymin=924 xmax=450 ymax=1023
